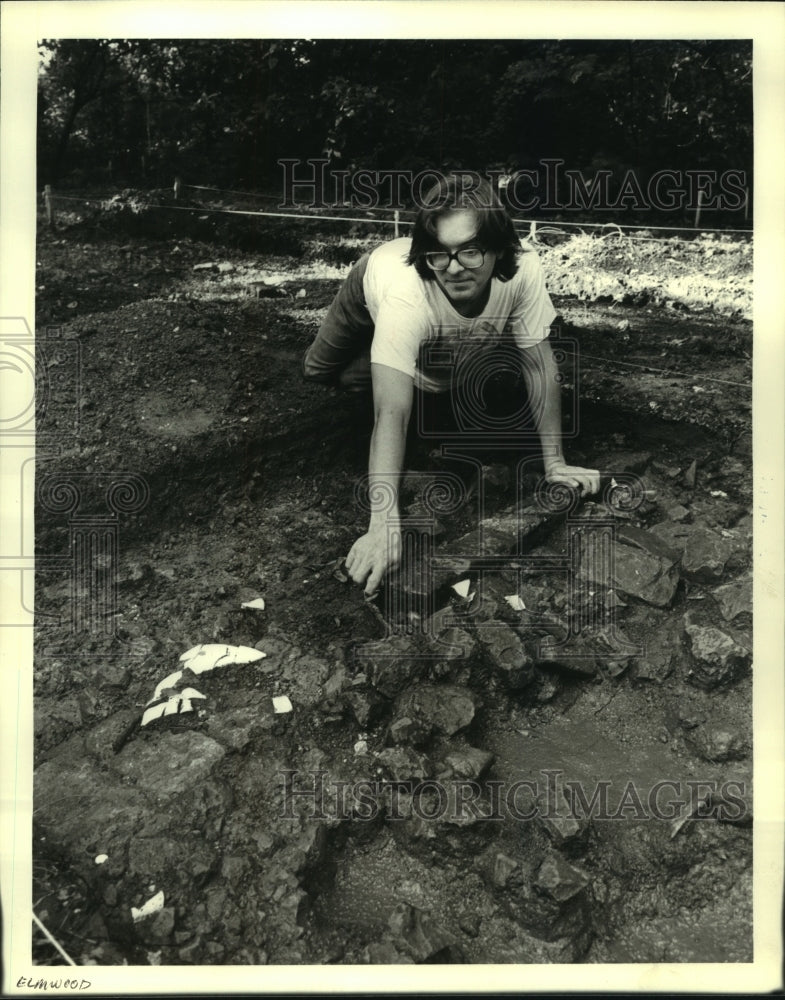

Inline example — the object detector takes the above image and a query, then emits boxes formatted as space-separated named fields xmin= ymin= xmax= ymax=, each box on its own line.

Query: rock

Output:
xmin=363 ymin=940 xmax=414 ymax=964
xmin=206 ymin=704 xmax=270 ymax=751
xmin=388 ymin=715 xmax=432 ymax=747
xmin=712 ymin=575 xmax=752 ymax=621
xmin=683 ymin=459 xmax=697 ymax=488
xmin=616 ymin=524 xmax=681 ymax=562
xmin=413 ymin=505 xmax=558 ymax=600
xmin=580 ymin=537 xmax=679 ymax=607
xmin=683 ymin=617 xmax=751 ymax=689
xmin=458 ymin=910 xmax=481 ymax=937
xmin=345 ymin=689 xmax=388 ymax=728
xmin=142 ymin=906 xmax=176 ymax=943
xmin=393 ymin=684 xmax=477 ymax=737
xmin=534 ymin=673 xmax=560 ymax=702
xmin=535 ymin=854 xmax=590 ymax=902
xmin=634 ymin=646 xmax=674 ymax=683
xmin=178 ymin=940 xmax=203 ymax=963
xmin=537 ymin=787 xmax=587 ymax=845
xmin=387 ymin=903 xmax=460 ymax=962
xmin=322 ymin=666 xmax=348 ymax=699
xmin=537 ymin=635 xmax=597 ymax=677
xmin=280 ymin=889 xmax=310 ymax=927
xmin=375 ymin=747 xmax=431 ymax=783
xmin=423 ymin=610 xmax=477 ymax=669
xmin=354 ymin=635 xmax=421 ymax=698
xmin=83 ymin=708 xmax=143 ymax=761
xmin=128 ymin=834 xmax=217 ymax=886
xmin=112 ymin=731 xmax=226 ymax=799
xmin=681 ymin=527 xmax=734 ymax=583
xmin=94 ymin=661 xmax=131 ymax=690
xmin=477 ymin=622 xmax=535 ymax=689
xmin=686 ymin=726 xmax=749 ymax=763
xmin=493 ymin=852 xmax=519 ymax=888
xmin=440 ymin=746 xmax=495 ymax=781
xmin=666 ymin=504 xmax=690 ymax=522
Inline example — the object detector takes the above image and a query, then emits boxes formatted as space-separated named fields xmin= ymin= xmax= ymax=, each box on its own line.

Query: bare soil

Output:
xmin=32 ymin=203 xmax=752 ymax=966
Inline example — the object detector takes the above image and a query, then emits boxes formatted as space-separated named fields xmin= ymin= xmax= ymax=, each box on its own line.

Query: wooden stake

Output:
xmin=393 ymin=209 xmax=399 ymax=238
xmin=173 ymin=176 xmax=181 ymax=201
xmin=44 ymin=185 xmax=55 ymax=229
xmin=694 ymin=188 xmax=704 ymax=229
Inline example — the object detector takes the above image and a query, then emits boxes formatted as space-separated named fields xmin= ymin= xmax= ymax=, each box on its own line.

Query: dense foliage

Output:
xmin=38 ymin=38 xmax=752 ymax=224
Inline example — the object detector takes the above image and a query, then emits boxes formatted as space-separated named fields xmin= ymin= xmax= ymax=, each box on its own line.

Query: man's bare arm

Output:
xmin=522 ymin=338 xmax=600 ymax=496
xmin=345 ymin=363 xmax=414 ymax=596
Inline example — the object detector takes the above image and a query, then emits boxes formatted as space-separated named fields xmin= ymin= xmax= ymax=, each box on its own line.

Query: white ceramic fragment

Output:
xmin=611 ymin=478 xmax=618 ymax=488
xmin=94 ymin=854 xmax=108 ymax=865
xmin=505 ymin=594 xmax=526 ymax=611
xmin=452 ymin=579 xmax=472 ymax=599
xmin=241 ymin=598 xmax=266 ymax=610
xmin=141 ymin=688 xmax=206 ymax=726
xmin=180 ymin=643 xmax=266 ymax=674
xmin=150 ymin=670 xmax=183 ymax=703
xmin=272 ymin=695 xmax=293 ymax=714
xmin=141 ymin=702 xmax=168 ymax=727
xmin=131 ymin=890 xmax=165 ymax=923
xmin=179 ymin=687 xmax=206 ymax=701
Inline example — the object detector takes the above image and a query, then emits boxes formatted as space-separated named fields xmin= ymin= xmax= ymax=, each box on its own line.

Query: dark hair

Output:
xmin=407 ymin=173 xmax=522 ymax=282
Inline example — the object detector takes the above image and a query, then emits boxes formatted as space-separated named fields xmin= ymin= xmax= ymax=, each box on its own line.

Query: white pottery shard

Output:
xmin=149 ymin=670 xmax=183 ymax=704
xmin=241 ymin=598 xmax=266 ymax=610
xmin=180 ymin=643 xmax=266 ymax=674
xmin=141 ymin=702 xmax=169 ymax=727
xmin=272 ymin=695 xmax=293 ymax=714
xmin=505 ymin=594 xmax=526 ymax=611
xmin=94 ymin=854 xmax=108 ymax=865
xmin=131 ymin=890 xmax=165 ymax=923
xmin=179 ymin=687 xmax=207 ymax=701
xmin=452 ymin=579 xmax=472 ymax=599
xmin=141 ymin=688 xmax=206 ymax=726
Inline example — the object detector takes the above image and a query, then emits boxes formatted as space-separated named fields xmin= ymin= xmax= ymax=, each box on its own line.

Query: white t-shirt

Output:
xmin=363 ymin=237 xmax=556 ymax=392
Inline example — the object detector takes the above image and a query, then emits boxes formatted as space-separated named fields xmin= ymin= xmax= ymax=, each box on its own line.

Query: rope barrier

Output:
xmin=47 ymin=190 xmax=751 ymax=240
xmin=32 ymin=911 xmax=77 ymax=966
xmin=42 ymin=190 xmax=751 ymax=390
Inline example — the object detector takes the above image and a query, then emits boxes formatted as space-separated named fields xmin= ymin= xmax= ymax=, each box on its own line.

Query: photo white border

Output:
xmin=2 ymin=1 xmax=783 ymax=994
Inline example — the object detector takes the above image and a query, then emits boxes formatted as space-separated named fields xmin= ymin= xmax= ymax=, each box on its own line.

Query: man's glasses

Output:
xmin=424 ymin=247 xmax=487 ymax=271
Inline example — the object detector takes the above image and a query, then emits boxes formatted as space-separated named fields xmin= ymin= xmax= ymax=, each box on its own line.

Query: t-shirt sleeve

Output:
xmin=369 ymin=292 xmax=429 ymax=379
xmin=506 ymin=250 xmax=557 ymax=349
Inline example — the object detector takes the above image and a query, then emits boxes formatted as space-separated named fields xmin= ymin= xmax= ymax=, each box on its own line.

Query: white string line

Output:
xmin=47 ymin=192 xmax=751 ymax=240
xmin=181 ymin=182 xmax=752 ymax=235
xmin=32 ymin=911 xmax=77 ymax=966
xmin=50 ymin=195 xmax=416 ymax=228
xmin=562 ymin=349 xmax=750 ymax=388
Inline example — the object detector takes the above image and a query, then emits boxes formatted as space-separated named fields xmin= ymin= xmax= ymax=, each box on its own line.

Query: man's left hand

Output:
xmin=544 ymin=460 xmax=600 ymax=496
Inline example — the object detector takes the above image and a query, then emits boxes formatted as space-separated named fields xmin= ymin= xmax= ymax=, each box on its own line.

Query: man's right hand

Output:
xmin=345 ymin=523 xmax=401 ymax=598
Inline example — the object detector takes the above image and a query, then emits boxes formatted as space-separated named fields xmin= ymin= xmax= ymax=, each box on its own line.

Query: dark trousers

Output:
xmin=302 ymin=253 xmax=374 ymax=392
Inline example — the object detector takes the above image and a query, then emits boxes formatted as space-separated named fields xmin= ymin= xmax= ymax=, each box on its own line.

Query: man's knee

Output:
xmin=302 ymin=347 xmax=333 ymax=383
